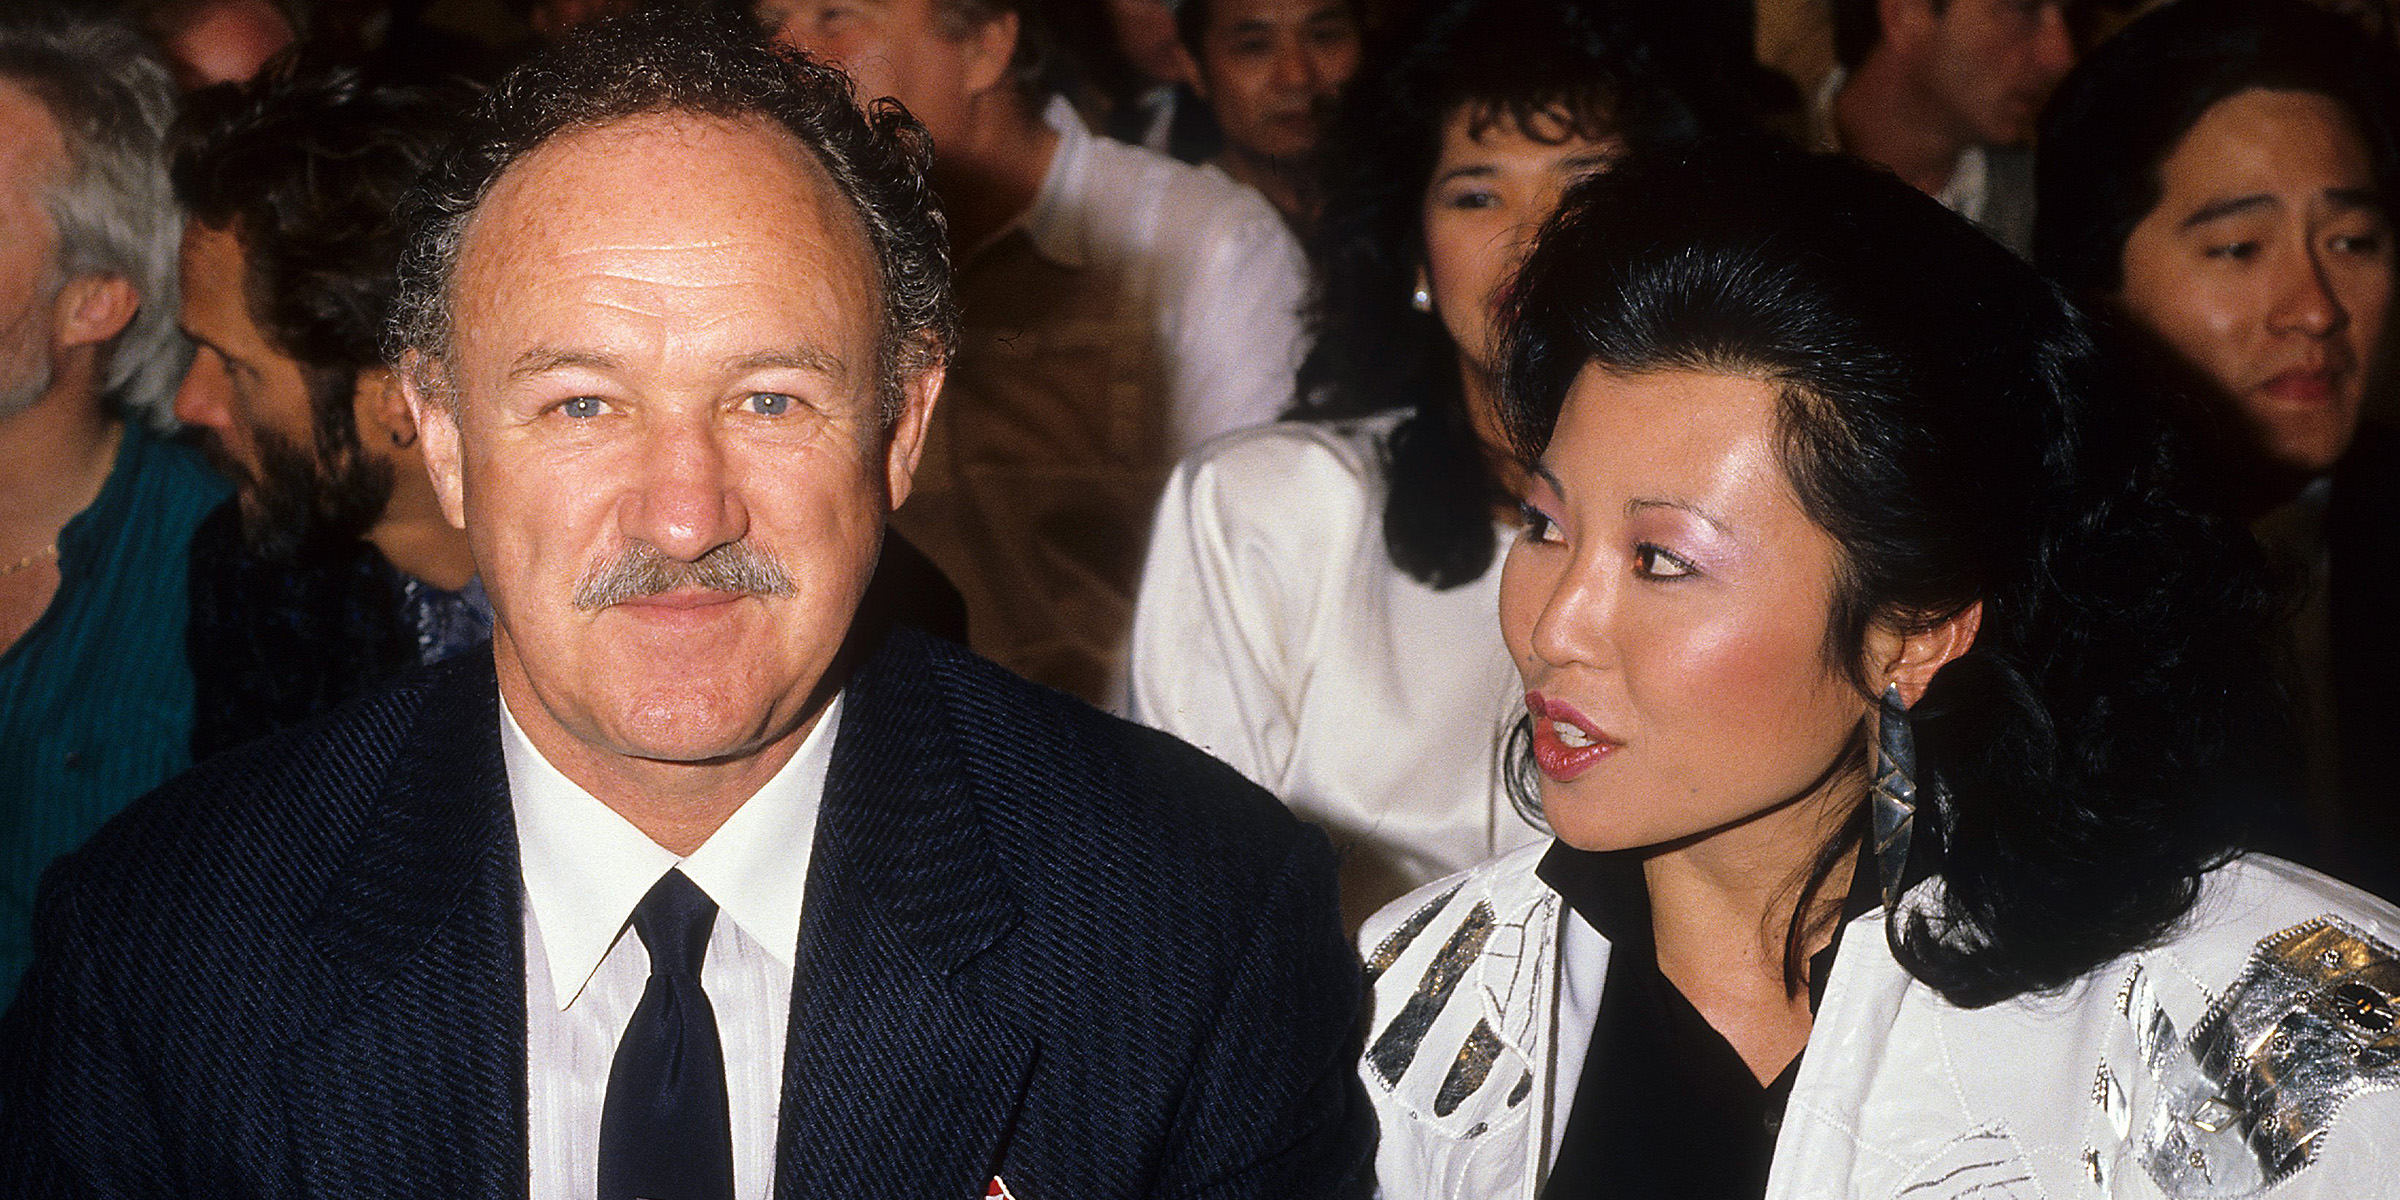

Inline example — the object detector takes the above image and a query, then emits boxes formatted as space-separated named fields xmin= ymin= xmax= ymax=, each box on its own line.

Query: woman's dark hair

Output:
xmin=1291 ymin=0 xmax=1749 ymax=589
xmin=2035 ymin=0 xmax=2400 ymax=298
xmin=1502 ymin=139 xmax=2284 ymax=1008
xmin=173 ymin=57 xmax=475 ymax=473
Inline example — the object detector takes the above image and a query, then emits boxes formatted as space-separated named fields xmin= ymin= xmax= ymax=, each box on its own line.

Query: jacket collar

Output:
xmin=776 ymin=627 xmax=1039 ymax=1193
xmin=285 ymin=650 xmax=530 ymax=1198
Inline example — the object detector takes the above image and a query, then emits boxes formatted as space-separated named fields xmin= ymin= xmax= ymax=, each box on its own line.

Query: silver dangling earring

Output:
xmin=1869 ymin=683 xmax=1918 ymax=910
xmin=1411 ymin=272 xmax=1433 ymax=313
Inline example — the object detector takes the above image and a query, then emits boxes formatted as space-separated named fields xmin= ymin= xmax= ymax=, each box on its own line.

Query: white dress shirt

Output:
xmin=506 ymin=694 xmax=840 ymax=1200
xmin=1128 ymin=416 xmax=1542 ymax=929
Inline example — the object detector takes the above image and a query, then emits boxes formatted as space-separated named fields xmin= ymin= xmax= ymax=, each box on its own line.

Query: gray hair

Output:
xmin=0 ymin=12 xmax=187 ymax=429
xmin=387 ymin=8 xmax=956 ymax=422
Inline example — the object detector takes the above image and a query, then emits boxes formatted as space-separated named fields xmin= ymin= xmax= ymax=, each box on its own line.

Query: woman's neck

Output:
xmin=1638 ymin=782 xmax=1859 ymax=1083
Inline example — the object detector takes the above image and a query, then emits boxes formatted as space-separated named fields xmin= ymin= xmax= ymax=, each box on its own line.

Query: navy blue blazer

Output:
xmin=0 ymin=627 xmax=1372 ymax=1198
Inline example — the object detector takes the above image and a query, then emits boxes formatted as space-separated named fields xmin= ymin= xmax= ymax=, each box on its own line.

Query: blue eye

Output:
xmin=746 ymin=392 xmax=794 ymax=416
xmin=559 ymin=396 xmax=606 ymax=419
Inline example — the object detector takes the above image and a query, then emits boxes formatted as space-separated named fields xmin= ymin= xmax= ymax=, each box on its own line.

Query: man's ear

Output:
xmin=52 ymin=274 xmax=140 ymax=351
xmin=353 ymin=365 xmax=419 ymax=451
xmin=882 ymin=362 xmax=944 ymax=512
xmin=398 ymin=352 xmax=467 ymax=530
xmin=1876 ymin=601 xmax=1982 ymax=708
xmin=960 ymin=9 xmax=1020 ymax=100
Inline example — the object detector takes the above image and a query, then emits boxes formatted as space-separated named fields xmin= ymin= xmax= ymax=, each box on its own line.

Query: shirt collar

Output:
xmin=505 ymin=692 xmax=841 ymax=1009
xmin=1809 ymin=65 xmax=1988 ymax=224
xmin=1536 ymin=832 xmax=1883 ymax=1013
xmin=985 ymin=94 xmax=1089 ymax=271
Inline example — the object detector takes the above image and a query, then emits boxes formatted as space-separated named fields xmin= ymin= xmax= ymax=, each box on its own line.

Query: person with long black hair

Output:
xmin=1127 ymin=0 xmax=1742 ymax=928
xmin=1359 ymin=139 xmax=2400 ymax=1199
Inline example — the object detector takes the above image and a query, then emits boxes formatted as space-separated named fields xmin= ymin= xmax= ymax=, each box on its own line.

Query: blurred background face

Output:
xmin=1191 ymin=0 xmax=1360 ymax=164
xmin=159 ymin=0 xmax=295 ymax=91
xmin=1916 ymin=0 xmax=2074 ymax=147
xmin=1419 ymin=104 xmax=1615 ymax=447
xmin=0 ymin=81 xmax=64 ymax=420
xmin=1500 ymin=367 xmax=1869 ymax=852
xmin=174 ymin=222 xmax=391 ymax=554
xmin=1105 ymin=0 xmax=1192 ymax=87
xmin=2117 ymin=87 xmax=2392 ymax=477
xmin=419 ymin=112 xmax=905 ymax=767
xmin=760 ymin=0 xmax=987 ymax=151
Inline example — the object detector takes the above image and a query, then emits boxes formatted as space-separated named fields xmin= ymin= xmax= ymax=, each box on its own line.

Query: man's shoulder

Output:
xmin=1063 ymin=126 xmax=1293 ymax=258
xmin=868 ymin=628 xmax=1313 ymax=884
xmin=1171 ymin=417 xmax=1390 ymax=529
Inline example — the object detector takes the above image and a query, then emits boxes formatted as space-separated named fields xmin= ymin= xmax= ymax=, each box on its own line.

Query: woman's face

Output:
xmin=2117 ymin=87 xmax=2393 ymax=477
xmin=1420 ymin=103 xmax=1617 ymax=381
xmin=1500 ymin=367 xmax=1875 ymax=853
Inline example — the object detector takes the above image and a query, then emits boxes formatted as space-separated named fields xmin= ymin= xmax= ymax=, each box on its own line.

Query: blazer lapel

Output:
xmin=776 ymin=632 xmax=1036 ymax=1200
xmin=281 ymin=657 xmax=529 ymax=1199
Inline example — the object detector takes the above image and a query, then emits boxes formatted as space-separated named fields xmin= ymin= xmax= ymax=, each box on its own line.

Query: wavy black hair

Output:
xmin=1500 ymin=138 xmax=2284 ymax=1007
xmin=388 ymin=7 xmax=955 ymax=420
xmin=2035 ymin=0 xmax=2400 ymax=300
xmin=1291 ymin=0 xmax=1749 ymax=589
xmin=173 ymin=58 xmax=475 ymax=484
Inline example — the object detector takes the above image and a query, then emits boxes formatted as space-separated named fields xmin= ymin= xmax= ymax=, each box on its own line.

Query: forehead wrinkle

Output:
xmin=450 ymin=109 xmax=883 ymax=338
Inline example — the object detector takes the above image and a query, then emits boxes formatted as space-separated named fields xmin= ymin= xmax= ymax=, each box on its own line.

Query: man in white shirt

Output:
xmin=0 ymin=13 xmax=1372 ymax=1199
xmin=756 ymin=0 xmax=1310 ymax=706
xmin=1813 ymin=0 xmax=2076 ymax=257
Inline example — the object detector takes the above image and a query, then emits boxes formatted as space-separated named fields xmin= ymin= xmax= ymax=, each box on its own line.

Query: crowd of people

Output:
xmin=1 ymin=0 xmax=2397 ymax=1195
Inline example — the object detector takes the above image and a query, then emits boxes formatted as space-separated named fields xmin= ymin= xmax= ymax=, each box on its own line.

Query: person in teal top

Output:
xmin=0 ymin=12 xmax=229 ymax=1005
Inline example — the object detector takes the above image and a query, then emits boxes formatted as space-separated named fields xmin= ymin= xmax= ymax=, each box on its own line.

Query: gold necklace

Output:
xmin=0 ymin=544 xmax=59 ymax=578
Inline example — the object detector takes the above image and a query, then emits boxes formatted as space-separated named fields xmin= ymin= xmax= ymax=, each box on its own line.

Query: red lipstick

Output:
xmin=1526 ymin=691 xmax=1619 ymax=782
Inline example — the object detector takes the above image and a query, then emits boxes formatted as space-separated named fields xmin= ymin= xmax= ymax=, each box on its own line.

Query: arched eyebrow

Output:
xmin=2328 ymin=185 xmax=2386 ymax=215
xmin=722 ymin=347 xmax=848 ymax=382
xmin=1529 ymin=463 xmax=1738 ymax=537
xmin=508 ymin=347 xmax=614 ymax=381
xmin=1626 ymin=497 xmax=1734 ymax=537
xmin=2181 ymin=194 xmax=2277 ymax=229
xmin=506 ymin=345 xmax=849 ymax=382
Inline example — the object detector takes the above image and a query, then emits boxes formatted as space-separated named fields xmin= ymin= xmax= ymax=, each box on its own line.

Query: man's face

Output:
xmin=1912 ymin=0 xmax=2074 ymax=148
xmin=1192 ymin=0 xmax=1360 ymax=166
xmin=2118 ymin=88 xmax=2392 ymax=478
xmin=758 ymin=0 xmax=992 ymax=151
xmin=0 ymin=80 xmax=65 ymax=420
xmin=174 ymin=222 xmax=391 ymax=554
xmin=412 ymin=111 xmax=936 ymax=770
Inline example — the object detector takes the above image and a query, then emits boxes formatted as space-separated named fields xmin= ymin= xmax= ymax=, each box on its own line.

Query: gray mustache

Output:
xmin=572 ymin=540 xmax=798 ymax=610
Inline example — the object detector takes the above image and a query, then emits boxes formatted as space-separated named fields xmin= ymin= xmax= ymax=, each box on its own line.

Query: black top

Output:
xmin=1536 ymin=841 xmax=1878 ymax=1200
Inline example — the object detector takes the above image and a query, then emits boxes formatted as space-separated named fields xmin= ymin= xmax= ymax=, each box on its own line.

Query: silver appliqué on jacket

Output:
xmin=2137 ymin=915 xmax=2400 ymax=1196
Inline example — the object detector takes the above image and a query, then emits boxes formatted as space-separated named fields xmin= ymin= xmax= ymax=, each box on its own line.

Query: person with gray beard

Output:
xmin=0 ymin=8 xmax=227 ymax=1007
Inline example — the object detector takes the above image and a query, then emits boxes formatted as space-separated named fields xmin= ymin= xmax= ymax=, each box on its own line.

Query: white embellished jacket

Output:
xmin=1358 ymin=844 xmax=2400 ymax=1199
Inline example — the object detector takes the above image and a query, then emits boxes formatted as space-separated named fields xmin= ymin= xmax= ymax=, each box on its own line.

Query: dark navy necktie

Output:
xmin=598 ymin=869 xmax=737 ymax=1200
